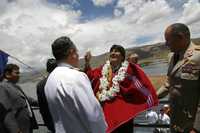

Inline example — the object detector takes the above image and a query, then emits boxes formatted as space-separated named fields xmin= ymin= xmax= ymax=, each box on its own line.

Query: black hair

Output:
xmin=3 ymin=64 xmax=19 ymax=78
xmin=170 ymin=23 xmax=190 ymax=40
xmin=52 ymin=36 xmax=75 ymax=60
xmin=110 ymin=44 xmax=126 ymax=61
xmin=46 ymin=58 xmax=57 ymax=73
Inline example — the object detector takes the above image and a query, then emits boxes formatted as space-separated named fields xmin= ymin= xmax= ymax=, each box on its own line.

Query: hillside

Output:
xmin=80 ymin=43 xmax=169 ymax=68
xmin=21 ymin=37 xmax=200 ymax=83
xmin=80 ymin=37 xmax=200 ymax=68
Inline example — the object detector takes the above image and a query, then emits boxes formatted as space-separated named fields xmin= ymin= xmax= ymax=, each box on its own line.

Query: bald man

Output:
xmin=157 ymin=23 xmax=200 ymax=132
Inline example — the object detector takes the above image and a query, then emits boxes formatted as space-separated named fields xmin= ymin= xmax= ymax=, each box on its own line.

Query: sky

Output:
xmin=0 ymin=0 xmax=200 ymax=70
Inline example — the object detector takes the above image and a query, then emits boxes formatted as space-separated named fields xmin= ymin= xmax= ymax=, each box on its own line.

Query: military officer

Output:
xmin=157 ymin=23 xmax=200 ymax=133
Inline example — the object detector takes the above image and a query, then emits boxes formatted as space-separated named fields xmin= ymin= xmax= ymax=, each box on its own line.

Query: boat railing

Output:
xmin=32 ymin=100 xmax=171 ymax=128
xmin=32 ymin=100 xmax=200 ymax=128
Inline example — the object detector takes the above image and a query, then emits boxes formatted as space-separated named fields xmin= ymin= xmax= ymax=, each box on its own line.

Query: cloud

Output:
xmin=1 ymin=0 xmax=200 ymax=70
xmin=113 ymin=8 xmax=123 ymax=17
xmin=115 ymin=0 xmax=145 ymax=16
xmin=0 ymin=0 xmax=8 ymax=14
xmin=91 ymin=0 xmax=115 ymax=7
xmin=0 ymin=0 xmax=81 ymax=69
xmin=114 ymin=0 xmax=173 ymax=24
xmin=136 ymin=0 xmax=173 ymax=24
xmin=178 ymin=0 xmax=200 ymax=25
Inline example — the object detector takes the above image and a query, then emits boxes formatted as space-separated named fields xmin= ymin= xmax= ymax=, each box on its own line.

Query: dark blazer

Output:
xmin=0 ymin=81 xmax=38 ymax=133
xmin=0 ymin=103 xmax=9 ymax=133
xmin=37 ymin=77 xmax=55 ymax=132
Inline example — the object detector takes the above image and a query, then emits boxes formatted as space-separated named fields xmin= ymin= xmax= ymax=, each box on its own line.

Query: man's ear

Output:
xmin=67 ymin=49 xmax=74 ymax=58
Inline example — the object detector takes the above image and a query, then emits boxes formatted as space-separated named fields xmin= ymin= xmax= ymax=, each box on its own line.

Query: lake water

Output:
xmin=19 ymin=61 xmax=169 ymax=133
xmin=143 ymin=61 xmax=168 ymax=75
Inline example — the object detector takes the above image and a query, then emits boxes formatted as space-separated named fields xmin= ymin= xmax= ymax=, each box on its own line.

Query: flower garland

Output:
xmin=97 ymin=60 xmax=129 ymax=102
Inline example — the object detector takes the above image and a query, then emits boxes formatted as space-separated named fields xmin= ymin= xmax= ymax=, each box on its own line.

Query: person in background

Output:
xmin=157 ymin=106 xmax=170 ymax=133
xmin=157 ymin=23 xmax=200 ymax=132
xmin=127 ymin=53 xmax=139 ymax=65
xmin=36 ymin=58 xmax=57 ymax=133
xmin=84 ymin=45 xmax=158 ymax=133
xmin=163 ymin=104 xmax=171 ymax=117
xmin=145 ymin=108 xmax=159 ymax=133
xmin=45 ymin=36 xmax=107 ymax=133
xmin=0 ymin=64 xmax=38 ymax=133
xmin=145 ymin=108 xmax=158 ymax=124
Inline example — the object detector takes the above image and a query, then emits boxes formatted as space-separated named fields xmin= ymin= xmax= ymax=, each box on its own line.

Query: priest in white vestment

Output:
xmin=45 ymin=36 xmax=107 ymax=133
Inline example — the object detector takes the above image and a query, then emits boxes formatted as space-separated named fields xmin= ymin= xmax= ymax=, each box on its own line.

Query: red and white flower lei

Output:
xmin=97 ymin=60 xmax=129 ymax=102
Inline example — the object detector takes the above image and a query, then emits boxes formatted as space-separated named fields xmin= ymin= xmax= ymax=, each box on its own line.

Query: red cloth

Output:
xmin=86 ymin=63 xmax=158 ymax=133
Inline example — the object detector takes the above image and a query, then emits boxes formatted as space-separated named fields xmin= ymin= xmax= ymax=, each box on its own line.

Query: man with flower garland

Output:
xmin=84 ymin=45 xmax=158 ymax=133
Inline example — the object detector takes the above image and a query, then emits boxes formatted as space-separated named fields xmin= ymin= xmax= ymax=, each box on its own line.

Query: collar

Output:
xmin=176 ymin=42 xmax=194 ymax=59
xmin=58 ymin=63 xmax=75 ymax=69
xmin=58 ymin=63 xmax=80 ymax=71
xmin=3 ymin=79 xmax=17 ymax=84
xmin=177 ymin=50 xmax=185 ymax=60
xmin=111 ymin=64 xmax=121 ymax=73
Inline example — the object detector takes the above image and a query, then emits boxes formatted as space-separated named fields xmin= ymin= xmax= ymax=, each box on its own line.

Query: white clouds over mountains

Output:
xmin=0 ymin=0 xmax=200 ymax=69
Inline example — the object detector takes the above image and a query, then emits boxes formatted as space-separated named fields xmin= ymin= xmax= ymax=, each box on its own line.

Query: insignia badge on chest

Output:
xmin=181 ymin=61 xmax=200 ymax=80
xmin=182 ymin=63 xmax=193 ymax=73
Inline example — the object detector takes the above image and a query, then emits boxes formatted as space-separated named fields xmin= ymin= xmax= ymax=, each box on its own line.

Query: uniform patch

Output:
xmin=180 ymin=73 xmax=199 ymax=80
xmin=182 ymin=63 xmax=193 ymax=73
xmin=184 ymin=49 xmax=193 ymax=58
xmin=181 ymin=62 xmax=200 ymax=80
xmin=182 ymin=61 xmax=200 ymax=71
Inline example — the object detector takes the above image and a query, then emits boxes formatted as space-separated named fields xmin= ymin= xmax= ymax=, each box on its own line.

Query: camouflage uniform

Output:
xmin=157 ymin=42 xmax=200 ymax=132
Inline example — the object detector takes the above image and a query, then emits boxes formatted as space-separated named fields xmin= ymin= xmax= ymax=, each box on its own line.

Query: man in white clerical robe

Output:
xmin=45 ymin=36 xmax=107 ymax=133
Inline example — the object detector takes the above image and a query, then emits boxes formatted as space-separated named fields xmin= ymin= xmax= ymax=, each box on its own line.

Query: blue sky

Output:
xmin=0 ymin=0 xmax=200 ymax=68
xmin=48 ymin=0 xmax=116 ymax=20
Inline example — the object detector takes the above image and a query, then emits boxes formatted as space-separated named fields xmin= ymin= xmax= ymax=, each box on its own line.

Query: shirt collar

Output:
xmin=3 ymin=79 xmax=16 ymax=84
xmin=58 ymin=63 xmax=74 ymax=69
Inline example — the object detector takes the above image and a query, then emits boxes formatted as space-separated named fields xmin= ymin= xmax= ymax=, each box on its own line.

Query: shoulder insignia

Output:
xmin=184 ymin=49 xmax=193 ymax=58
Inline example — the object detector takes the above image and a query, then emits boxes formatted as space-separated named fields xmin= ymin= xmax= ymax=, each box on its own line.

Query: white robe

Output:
xmin=45 ymin=63 xmax=107 ymax=133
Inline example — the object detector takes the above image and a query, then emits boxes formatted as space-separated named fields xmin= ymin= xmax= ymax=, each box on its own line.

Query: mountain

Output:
xmin=80 ymin=38 xmax=200 ymax=68
xmin=79 ymin=42 xmax=169 ymax=68
xmin=21 ymin=37 xmax=200 ymax=82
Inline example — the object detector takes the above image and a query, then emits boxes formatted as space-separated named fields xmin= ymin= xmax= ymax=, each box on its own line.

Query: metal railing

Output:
xmin=134 ymin=123 xmax=169 ymax=128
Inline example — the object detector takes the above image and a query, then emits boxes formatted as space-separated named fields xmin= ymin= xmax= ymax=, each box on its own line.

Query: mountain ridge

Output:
xmin=80 ymin=37 xmax=200 ymax=68
xmin=21 ymin=37 xmax=200 ymax=83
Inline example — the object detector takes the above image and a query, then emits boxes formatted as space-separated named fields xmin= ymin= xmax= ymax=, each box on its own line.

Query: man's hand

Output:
xmin=157 ymin=86 xmax=169 ymax=99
